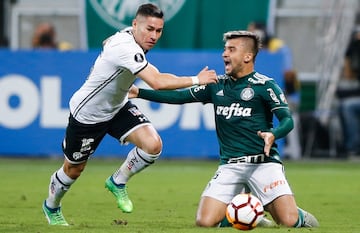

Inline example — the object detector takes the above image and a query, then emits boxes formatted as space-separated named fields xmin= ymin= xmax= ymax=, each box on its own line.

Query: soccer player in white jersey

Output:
xmin=42 ymin=3 xmax=218 ymax=226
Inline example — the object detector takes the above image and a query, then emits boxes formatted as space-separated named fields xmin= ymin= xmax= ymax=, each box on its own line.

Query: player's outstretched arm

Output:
xmin=137 ymin=64 xmax=217 ymax=90
xmin=131 ymin=86 xmax=195 ymax=104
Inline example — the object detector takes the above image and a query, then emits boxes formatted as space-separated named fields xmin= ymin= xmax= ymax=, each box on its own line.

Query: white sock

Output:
xmin=112 ymin=147 xmax=160 ymax=184
xmin=46 ymin=165 xmax=75 ymax=209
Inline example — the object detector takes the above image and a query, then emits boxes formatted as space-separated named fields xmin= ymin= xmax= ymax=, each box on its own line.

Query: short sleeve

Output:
xmin=103 ymin=32 xmax=148 ymax=74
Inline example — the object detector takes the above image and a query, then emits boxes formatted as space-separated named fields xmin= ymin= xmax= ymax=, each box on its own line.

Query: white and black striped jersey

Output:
xmin=69 ymin=27 xmax=148 ymax=124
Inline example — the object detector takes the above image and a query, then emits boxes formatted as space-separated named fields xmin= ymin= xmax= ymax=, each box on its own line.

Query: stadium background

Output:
xmin=0 ymin=0 xmax=359 ymax=159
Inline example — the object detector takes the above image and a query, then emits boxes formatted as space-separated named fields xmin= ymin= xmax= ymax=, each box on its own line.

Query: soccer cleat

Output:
xmin=299 ymin=208 xmax=319 ymax=227
xmin=42 ymin=201 xmax=69 ymax=226
xmin=257 ymin=216 xmax=276 ymax=227
xmin=105 ymin=177 xmax=133 ymax=213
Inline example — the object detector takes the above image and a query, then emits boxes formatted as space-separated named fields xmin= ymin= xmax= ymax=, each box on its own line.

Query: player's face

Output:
xmin=222 ymin=38 xmax=253 ymax=78
xmin=132 ymin=15 xmax=164 ymax=51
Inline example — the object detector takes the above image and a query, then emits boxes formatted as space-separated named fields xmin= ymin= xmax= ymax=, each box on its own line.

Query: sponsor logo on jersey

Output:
xmin=240 ymin=87 xmax=254 ymax=101
xmin=216 ymin=103 xmax=252 ymax=119
xmin=267 ymin=88 xmax=280 ymax=104
xmin=89 ymin=0 xmax=185 ymax=29
xmin=280 ymin=93 xmax=288 ymax=104
xmin=193 ymin=85 xmax=206 ymax=93
xmin=134 ymin=53 xmax=144 ymax=62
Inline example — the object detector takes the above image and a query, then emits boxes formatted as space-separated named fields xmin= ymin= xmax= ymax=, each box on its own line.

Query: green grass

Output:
xmin=0 ymin=158 xmax=359 ymax=233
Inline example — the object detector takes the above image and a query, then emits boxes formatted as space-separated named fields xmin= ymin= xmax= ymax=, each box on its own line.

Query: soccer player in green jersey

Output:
xmin=129 ymin=30 xmax=319 ymax=228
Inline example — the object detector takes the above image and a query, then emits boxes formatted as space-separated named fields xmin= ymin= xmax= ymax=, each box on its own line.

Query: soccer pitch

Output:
xmin=0 ymin=157 xmax=359 ymax=233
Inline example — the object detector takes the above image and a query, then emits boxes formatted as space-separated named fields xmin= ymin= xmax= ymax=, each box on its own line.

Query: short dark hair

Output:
xmin=136 ymin=3 xmax=164 ymax=19
xmin=223 ymin=30 xmax=262 ymax=59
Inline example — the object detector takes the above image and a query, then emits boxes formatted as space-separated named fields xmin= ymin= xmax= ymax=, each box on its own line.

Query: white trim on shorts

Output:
xmin=119 ymin=122 xmax=152 ymax=145
xmin=63 ymin=153 xmax=87 ymax=165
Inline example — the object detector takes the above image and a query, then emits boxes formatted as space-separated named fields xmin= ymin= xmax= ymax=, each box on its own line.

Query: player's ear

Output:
xmin=244 ymin=53 xmax=252 ymax=63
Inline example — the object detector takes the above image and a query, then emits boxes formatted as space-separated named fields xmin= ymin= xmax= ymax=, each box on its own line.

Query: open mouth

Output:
xmin=224 ymin=60 xmax=231 ymax=69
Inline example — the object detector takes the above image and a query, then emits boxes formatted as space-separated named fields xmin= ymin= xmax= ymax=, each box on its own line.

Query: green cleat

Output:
xmin=105 ymin=177 xmax=133 ymax=213
xmin=42 ymin=201 xmax=69 ymax=226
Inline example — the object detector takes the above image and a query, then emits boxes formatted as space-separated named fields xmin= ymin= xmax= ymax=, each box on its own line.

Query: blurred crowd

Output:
xmin=31 ymin=22 xmax=73 ymax=50
xmin=249 ymin=18 xmax=360 ymax=160
xmin=337 ymin=25 xmax=360 ymax=158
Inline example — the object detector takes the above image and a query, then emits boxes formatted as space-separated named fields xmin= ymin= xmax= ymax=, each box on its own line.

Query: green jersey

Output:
xmin=138 ymin=71 xmax=293 ymax=164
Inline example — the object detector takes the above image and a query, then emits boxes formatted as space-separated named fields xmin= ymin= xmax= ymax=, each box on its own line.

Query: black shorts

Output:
xmin=62 ymin=101 xmax=151 ymax=163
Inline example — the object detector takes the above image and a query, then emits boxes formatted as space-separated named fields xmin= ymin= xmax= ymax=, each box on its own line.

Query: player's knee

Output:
xmin=278 ymin=212 xmax=298 ymax=227
xmin=196 ymin=218 xmax=209 ymax=227
xmin=195 ymin=216 xmax=218 ymax=228
xmin=142 ymin=135 xmax=162 ymax=155
xmin=64 ymin=162 xmax=86 ymax=179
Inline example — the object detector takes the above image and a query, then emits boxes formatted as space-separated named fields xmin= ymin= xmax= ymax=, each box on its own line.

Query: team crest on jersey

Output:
xmin=134 ymin=53 xmax=144 ymax=62
xmin=240 ymin=87 xmax=254 ymax=101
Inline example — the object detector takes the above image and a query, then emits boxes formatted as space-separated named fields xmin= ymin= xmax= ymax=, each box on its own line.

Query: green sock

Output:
xmin=293 ymin=208 xmax=305 ymax=228
xmin=219 ymin=217 xmax=232 ymax=227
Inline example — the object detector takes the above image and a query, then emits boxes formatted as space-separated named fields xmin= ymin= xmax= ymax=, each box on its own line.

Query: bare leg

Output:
xmin=196 ymin=196 xmax=228 ymax=227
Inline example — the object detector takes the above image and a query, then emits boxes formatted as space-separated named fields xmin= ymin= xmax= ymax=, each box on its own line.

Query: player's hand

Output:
xmin=128 ymin=85 xmax=139 ymax=99
xmin=257 ymin=131 xmax=275 ymax=156
xmin=197 ymin=66 xmax=218 ymax=85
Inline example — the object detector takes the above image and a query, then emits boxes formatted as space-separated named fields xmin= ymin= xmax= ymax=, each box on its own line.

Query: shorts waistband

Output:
xmin=227 ymin=154 xmax=265 ymax=164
